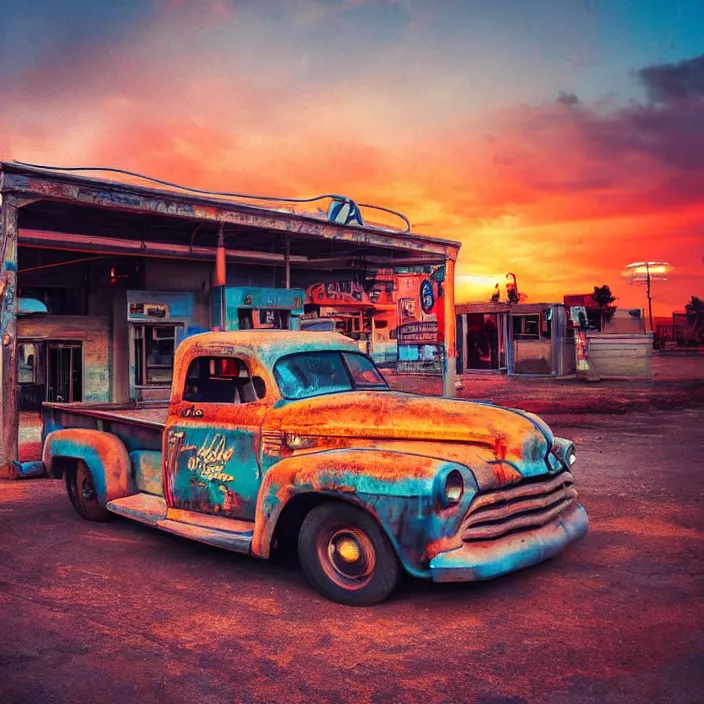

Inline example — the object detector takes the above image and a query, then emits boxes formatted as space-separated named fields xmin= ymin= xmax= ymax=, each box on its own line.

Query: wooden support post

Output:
xmin=111 ymin=289 xmax=130 ymax=403
xmin=0 ymin=197 xmax=19 ymax=476
xmin=442 ymin=257 xmax=457 ymax=398
xmin=284 ymin=236 xmax=291 ymax=289
xmin=215 ymin=224 xmax=226 ymax=287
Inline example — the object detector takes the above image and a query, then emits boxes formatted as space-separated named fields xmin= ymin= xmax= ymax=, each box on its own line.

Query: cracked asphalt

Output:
xmin=1 ymin=409 xmax=703 ymax=704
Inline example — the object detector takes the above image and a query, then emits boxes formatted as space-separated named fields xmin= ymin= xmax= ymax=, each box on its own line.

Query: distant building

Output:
xmin=563 ymin=294 xmax=644 ymax=334
xmin=455 ymin=301 xmax=574 ymax=376
xmin=563 ymin=293 xmax=602 ymax=329
xmin=652 ymin=315 xmax=674 ymax=348
xmin=602 ymin=308 xmax=645 ymax=335
xmin=652 ymin=311 xmax=699 ymax=347
xmin=672 ymin=310 xmax=698 ymax=345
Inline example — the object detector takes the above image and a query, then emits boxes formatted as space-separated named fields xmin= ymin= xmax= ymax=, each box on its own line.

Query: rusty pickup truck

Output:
xmin=39 ymin=330 xmax=588 ymax=605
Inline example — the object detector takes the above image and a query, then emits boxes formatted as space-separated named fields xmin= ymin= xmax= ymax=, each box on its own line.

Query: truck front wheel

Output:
xmin=298 ymin=502 xmax=399 ymax=606
xmin=65 ymin=460 xmax=110 ymax=522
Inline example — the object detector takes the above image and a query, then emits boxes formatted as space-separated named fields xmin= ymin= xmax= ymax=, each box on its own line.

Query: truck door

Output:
xmin=164 ymin=354 xmax=269 ymax=521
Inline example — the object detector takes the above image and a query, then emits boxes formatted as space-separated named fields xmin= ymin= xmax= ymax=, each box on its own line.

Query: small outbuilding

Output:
xmin=456 ymin=301 xmax=575 ymax=376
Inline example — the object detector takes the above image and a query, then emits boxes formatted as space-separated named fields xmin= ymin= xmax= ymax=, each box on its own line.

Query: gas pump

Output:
xmin=211 ymin=286 xmax=305 ymax=332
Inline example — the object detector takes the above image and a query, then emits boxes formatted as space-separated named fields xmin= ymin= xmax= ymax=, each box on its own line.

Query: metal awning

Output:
xmin=1 ymin=162 xmax=460 ymax=268
xmin=456 ymin=302 xmax=561 ymax=315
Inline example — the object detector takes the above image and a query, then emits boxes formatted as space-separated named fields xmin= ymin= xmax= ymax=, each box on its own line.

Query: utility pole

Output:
xmin=645 ymin=262 xmax=653 ymax=333
xmin=623 ymin=261 xmax=672 ymax=334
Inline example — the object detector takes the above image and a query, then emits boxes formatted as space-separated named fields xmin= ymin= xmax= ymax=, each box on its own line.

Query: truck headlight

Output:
xmin=443 ymin=469 xmax=464 ymax=506
xmin=561 ymin=442 xmax=577 ymax=467
xmin=551 ymin=441 xmax=576 ymax=470
xmin=284 ymin=433 xmax=317 ymax=450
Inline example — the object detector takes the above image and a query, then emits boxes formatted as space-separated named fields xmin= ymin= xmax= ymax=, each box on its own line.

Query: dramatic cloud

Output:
xmin=409 ymin=54 xmax=704 ymax=308
xmin=639 ymin=53 xmax=704 ymax=103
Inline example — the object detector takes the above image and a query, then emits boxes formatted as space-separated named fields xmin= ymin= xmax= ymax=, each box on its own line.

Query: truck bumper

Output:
xmin=429 ymin=502 xmax=589 ymax=583
xmin=8 ymin=460 xmax=46 ymax=480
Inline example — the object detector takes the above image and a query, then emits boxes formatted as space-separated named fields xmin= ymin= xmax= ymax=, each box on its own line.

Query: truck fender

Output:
xmin=43 ymin=429 xmax=132 ymax=505
xmin=251 ymin=448 xmax=476 ymax=576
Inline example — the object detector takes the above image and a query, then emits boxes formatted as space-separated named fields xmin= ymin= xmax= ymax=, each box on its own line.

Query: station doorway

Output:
xmin=47 ymin=343 xmax=83 ymax=403
xmin=18 ymin=341 xmax=83 ymax=410
xmin=464 ymin=313 xmax=507 ymax=371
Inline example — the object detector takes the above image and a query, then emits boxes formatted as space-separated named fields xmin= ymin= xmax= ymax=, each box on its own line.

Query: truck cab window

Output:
xmin=183 ymin=356 xmax=263 ymax=404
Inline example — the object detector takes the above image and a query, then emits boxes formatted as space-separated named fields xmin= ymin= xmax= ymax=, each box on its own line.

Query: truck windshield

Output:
xmin=274 ymin=351 xmax=389 ymax=400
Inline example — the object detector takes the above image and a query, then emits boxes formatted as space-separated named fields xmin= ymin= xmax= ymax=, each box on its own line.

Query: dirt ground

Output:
xmin=1 ymin=409 xmax=703 ymax=704
xmin=384 ymin=354 xmax=704 ymax=414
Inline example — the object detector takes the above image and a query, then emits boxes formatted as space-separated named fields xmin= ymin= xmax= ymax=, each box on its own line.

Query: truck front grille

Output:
xmin=462 ymin=470 xmax=577 ymax=542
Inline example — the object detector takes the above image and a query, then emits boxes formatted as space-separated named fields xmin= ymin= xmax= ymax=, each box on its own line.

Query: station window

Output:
xmin=133 ymin=324 xmax=182 ymax=386
xmin=512 ymin=315 xmax=540 ymax=340
xmin=541 ymin=311 xmax=553 ymax=340
xmin=18 ymin=343 xmax=41 ymax=384
xmin=183 ymin=356 xmax=266 ymax=404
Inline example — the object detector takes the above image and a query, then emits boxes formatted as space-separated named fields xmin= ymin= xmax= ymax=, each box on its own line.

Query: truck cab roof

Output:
xmin=182 ymin=329 xmax=357 ymax=351
xmin=177 ymin=330 xmax=361 ymax=372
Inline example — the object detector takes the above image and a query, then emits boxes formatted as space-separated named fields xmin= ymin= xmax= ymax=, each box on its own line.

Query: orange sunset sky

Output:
xmin=1 ymin=0 xmax=703 ymax=315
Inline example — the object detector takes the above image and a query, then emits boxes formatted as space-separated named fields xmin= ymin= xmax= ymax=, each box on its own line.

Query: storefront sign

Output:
xmin=327 ymin=197 xmax=364 ymax=227
xmin=224 ymin=287 xmax=305 ymax=313
xmin=128 ymin=302 xmax=169 ymax=320
xmin=397 ymin=320 xmax=439 ymax=344
xmin=319 ymin=307 xmax=349 ymax=317
xmin=420 ymin=280 xmax=435 ymax=314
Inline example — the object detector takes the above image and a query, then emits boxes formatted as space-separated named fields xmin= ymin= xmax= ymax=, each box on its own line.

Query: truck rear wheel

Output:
xmin=298 ymin=502 xmax=399 ymax=606
xmin=65 ymin=460 xmax=110 ymax=522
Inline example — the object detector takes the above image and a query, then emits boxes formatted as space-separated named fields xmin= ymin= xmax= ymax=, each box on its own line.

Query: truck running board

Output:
xmin=106 ymin=493 xmax=253 ymax=554
xmin=157 ymin=520 xmax=253 ymax=554
xmin=107 ymin=493 xmax=168 ymax=525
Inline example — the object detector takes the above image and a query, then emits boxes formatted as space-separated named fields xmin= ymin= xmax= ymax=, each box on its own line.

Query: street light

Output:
xmin=622 ymin=261 xmax=673 ymax=333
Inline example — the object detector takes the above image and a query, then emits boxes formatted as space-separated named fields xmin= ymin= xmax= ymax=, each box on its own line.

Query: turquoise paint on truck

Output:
xmin=165 ymin=425 xmax=261 ymax=519
xmin=129 ymin=451 xmax=164 ymax=496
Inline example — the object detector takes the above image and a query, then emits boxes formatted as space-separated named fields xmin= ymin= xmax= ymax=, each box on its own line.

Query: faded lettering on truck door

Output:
xmin=164 ymin=355 xmax=268 ymax=519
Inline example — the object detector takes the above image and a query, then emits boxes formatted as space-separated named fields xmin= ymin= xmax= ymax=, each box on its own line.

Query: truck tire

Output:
xmin=65 ymin=460 xmax=111 ymax=522
xmin=298 ymin=502 xmax=399 ymax=606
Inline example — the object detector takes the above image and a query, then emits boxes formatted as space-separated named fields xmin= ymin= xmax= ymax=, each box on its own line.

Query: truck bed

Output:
xmin=42 ymin=402 xmax=167 ymax=453
xmin=44 ymin=402 xmax=168 ymax=428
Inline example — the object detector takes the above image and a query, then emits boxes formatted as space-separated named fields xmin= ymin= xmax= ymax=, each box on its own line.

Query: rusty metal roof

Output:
xmin=1 ymin=162 xmax=460 ymax=264
xmin=456 ymin=301 xmax=562 ymax=315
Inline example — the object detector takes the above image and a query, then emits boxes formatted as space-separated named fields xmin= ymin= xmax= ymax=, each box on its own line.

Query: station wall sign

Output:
xmin=420 ymin=279 xmax=435 ymax=314
xmin=397 ymin=320 xmax=439 ymax=344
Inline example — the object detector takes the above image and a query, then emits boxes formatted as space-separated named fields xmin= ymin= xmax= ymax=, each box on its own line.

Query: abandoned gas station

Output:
xmin=0 ymin=162 xmax=460 ymax=476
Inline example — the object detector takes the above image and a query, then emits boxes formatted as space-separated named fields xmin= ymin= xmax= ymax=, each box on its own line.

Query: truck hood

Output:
xmin=266 ymin=391 xmax=553 ymax=484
